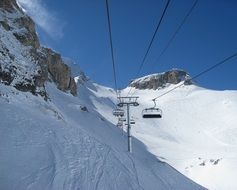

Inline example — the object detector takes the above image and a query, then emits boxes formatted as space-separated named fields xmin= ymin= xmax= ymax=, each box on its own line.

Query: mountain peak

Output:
xmin=129 ymin=69 xmax=192 ymax=90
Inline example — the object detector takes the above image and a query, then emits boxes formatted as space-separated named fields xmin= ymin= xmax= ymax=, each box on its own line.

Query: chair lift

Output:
xmin=142 ymin=99 xmax=162 ymax=118
xmin=113 ymin=108 xmax=125 ymax=117
xmin=130 ymin=119 xmax=135 ymax=124
xmin=119 ymin=117 xmax=126 ymax=122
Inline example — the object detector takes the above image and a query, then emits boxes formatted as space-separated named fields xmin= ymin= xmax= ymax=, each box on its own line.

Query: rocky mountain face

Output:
xmin=0 ymin=0 xmax=77 ymax=98
xmin=130 ymin=69 xmax=192 ymax=90
xmin=0 ymin=0 xmax=20 ymax=11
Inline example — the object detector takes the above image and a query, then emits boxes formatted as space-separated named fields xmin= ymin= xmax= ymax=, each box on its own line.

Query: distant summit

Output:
xmin=129 ymin=69 xmax=192 ymax=90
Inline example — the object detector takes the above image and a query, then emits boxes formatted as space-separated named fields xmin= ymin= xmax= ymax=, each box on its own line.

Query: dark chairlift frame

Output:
xmin=142 ymin=99 xmax=162 ymax=118
xmin=113 ymin=108 xmax=125 ymax=117
xmin=142 ymin=108 xmax=162 ymax=118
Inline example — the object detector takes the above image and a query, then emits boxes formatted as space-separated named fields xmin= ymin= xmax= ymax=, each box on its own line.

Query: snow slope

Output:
xmin=0 ymin=80 xmax=204 ymax=190
xmin=111 ymin=84 xmax=237 ymax=190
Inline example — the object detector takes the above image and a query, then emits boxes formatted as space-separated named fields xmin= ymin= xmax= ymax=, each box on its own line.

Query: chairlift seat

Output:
xmin=113 ymin=108 xmax=125 ymax=117
xmin=130 ymin=119 xmax=135 ymax=124
xmin=119 ymin=117 xmax=126 ymax=122
xmin=142 ymin=108 xmax=162 ymax=118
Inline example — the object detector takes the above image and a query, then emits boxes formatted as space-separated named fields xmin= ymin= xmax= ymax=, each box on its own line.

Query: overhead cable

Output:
xmin=105 ymin=0 xmax=118 ymax=97
xmin=153 ymin=52 xmax=237 ymax=101
xmin=127 ymin=0 xmax=171 ymax=97
xmin=151 ymin=0 xmax=199 ymax=68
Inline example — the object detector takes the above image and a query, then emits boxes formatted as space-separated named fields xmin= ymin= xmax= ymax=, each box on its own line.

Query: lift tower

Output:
xmin=117 ymin=96 xmax=139 ymax=153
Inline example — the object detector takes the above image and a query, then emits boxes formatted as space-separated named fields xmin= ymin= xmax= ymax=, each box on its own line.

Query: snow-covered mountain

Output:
xmin=129 ymin=69 xmax=192 ymax=90
xmin=77 ymin=71 xmax=237 ymax=190
xmin=0 ymin=79 xmax=205 ymax=190
xmin=1 ymin=0 xmax=236 ymax=190
xmin=0 ymin=0 xmax=204 ymax=189
xmin=120 ymin=81 xmax=237 ymax=190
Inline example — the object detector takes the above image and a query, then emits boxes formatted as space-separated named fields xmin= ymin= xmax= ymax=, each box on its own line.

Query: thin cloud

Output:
xmin=16 ymin=0 xmax=65 ymax=39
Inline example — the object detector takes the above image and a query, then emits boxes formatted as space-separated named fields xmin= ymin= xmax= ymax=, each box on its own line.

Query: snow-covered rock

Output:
xmin=130 ymin=69 xmax=192 ymax=90
xmin=0 ymin=0 xmax=77 ymax=98
xmin=63 ymin=57 xmax=89 ymax=85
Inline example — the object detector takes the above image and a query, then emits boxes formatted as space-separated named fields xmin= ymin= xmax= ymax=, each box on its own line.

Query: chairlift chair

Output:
xmin=130 ymin=119 xmax=135 ymax=124
xmin=113 ymin=108 xmax=125 ymax=117
xmin=142 ymin=99 xmax=162 ymax=118
xmin=142 ymin=108 xmax=162 ymax=118
xmin=119 ymin=117 xmax=126 ymax=122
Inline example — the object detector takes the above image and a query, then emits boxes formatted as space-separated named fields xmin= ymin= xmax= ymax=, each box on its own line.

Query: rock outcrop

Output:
xmin=0 ymin=0 xmax=20 ymax=11
xmin=0 ymin=0 xmax=77 ymax=98
xmin=13 ymin=16 xmax=40 ymax=49
xmin=36 ymin=48 xmax=77 ymax=95
xmin=130 ymin=69 xmax=192 ymax=90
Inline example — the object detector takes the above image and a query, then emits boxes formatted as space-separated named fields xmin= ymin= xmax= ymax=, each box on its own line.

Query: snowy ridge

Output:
xmin=130 ymin=68 xmax=189 ymax=84
xmin=129 ymin=69 xmax=192 ymax=90
xmin=131 ymin=72 xmax=166 ymax=84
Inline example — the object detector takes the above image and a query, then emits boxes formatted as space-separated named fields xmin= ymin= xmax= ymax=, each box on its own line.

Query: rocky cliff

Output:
xmin=0 ymin=0 xmax=20 ymax=11
xmin=130 ymin=69 xmax=192 ymax=90
xmin=0 ymin=0 xmax=77 ymax=98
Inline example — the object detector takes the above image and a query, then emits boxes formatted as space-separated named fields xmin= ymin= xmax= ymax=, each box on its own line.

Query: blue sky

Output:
xmin=17 ymin=0 xmax=237 ymax=90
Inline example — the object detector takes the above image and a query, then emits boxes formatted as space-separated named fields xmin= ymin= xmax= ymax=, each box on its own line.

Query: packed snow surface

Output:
xmin=118 ymin=84 xmax=237 ymax=190
xmin=0 ymin=81 xmax=204 ymax=190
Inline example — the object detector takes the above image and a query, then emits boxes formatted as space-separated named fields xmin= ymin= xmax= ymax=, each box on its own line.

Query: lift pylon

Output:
xmin=117 ymin=96 xmax=139 ymax=153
